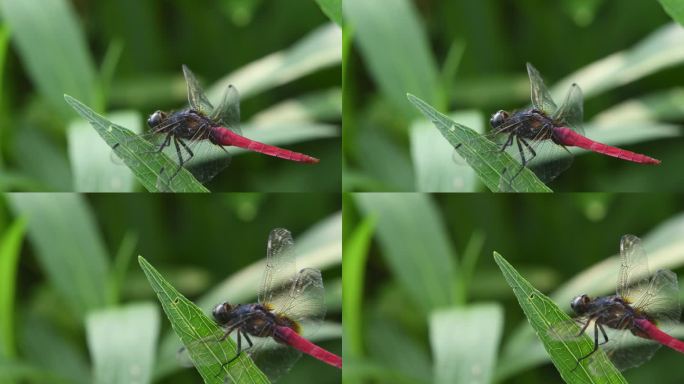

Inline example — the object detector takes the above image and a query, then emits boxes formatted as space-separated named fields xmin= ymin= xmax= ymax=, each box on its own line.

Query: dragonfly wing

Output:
xmin=182 ymin=65 xmax=214 ymax=116
xmin=526 ymin=63 xmax=558 ymax=114
xmin=632 ymin=269 xmax=681 ymax=331
xmin=248 ymin=337 xmax=302 ymax=383
xmin=210 ymin=84 xmax=242 ymax=135
xmin=601 ymin=325 xmax=660 ymax=372
xmin=616 ymin=235 xmax=652 ymax=304
xmin=552 ymin=83 xmax=585 ymax=136
xmin=270 ymin=268 xmax=326 ymax=327
xmin=258 ymin=229 xmax=298 ymax=309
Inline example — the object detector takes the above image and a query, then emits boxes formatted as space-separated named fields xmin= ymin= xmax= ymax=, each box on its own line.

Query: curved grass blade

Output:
xmin=86 ymin=303 xmax=160 ymax=384
xmin=64 ymin=94 xmax=208 ymax=193
xmin=138 ymin=256 xmax=268 ymax=384
xmin=493 ymin=252 xmax=627 ymax=384
xmin=429 ymin=304 xmax=503 ymax=384
xmin=0 ymin=218 xmax=26 ymax=361
xmin=315 ymin=0 xmax=342 ymax=26
xmin=407 ymin=93 xmax=552 ymax=192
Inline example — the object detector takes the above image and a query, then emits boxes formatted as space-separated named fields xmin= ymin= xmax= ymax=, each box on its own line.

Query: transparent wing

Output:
xmin=601 ymin=325 xmax=661 ymax=372
xmin=270 ymin=268 xmax=326 ymax=325
xmin=526 ymin=63 xmax=558 ymax=114
xmin=210 ymin=84 xmax=242 ymax=135
xmin=182 ymin=65 xmax=214 ymax=116
xmin=258 ymin=228 xmax=297 ymax=308
xmin=552 ymin=83 xmax=585 ymax=136
xmin=617 ymin=235 xmax=651 ymax=303
xmin=632 ymin=269 xmax=681 ymax=330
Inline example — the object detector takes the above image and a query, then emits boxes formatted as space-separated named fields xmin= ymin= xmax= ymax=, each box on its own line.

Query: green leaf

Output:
xmin=497 ymin=213 xmax=684 ymax=379
xmin=138 ymin=256 xmax=268 ymax=384
xmin=407 ymin=93 xmax=552 ymax=193
xmin=493 ymin=252 xmax=627 ymax=384
xmin=154 ymin=213 xmax=342 ymax=379
xmin=7 ymin=193 xmax=109 ymax=317
xmin=342 ymin=215 xmax=376 ymax=359
xmin=86 ymin=303 xmax=160 ymax=384
xmin=64 ymin=94 xmax=209 ymax=193
xmin=208 ymin=23 xmax=341 ymax=100
xmin=355 ymin=193 xmax=456 ymax=311
xmin=429 ymin=304 xmax=503 ymax=384
xmin=0 ymin=0 xmax=99 ymax=119
xmin=315 ymin=0 xmax=342 ymax=26
xmin=410 ymin=110 xmax=483 ymax=192
xmin=68 ymin=110 xmax=141 ymax=192
xmin=0 ymin=218 xmax=26 ymax=360
xmin=344 ymin=0 xmax=441 ymax=115
xmin=552 ymin=23 xmax=684 ymax=100
xmin=659 ymin=0 xmax=684 ymax=26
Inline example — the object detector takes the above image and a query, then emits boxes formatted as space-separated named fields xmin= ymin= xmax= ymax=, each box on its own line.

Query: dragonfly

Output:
xmin=182 ymin=228 xmax=341 ymax=382
xmin=459 ymin=63 xmax=660 ymax=185
xmin=549 ymin=234 xmax=683 ymax=373
xmin=113 ymin=65 xmax=319 ymax=187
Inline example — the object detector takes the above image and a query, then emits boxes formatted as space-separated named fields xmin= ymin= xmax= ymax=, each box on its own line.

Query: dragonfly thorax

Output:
xmin=213 ymin=302 xmax=278 ymax=338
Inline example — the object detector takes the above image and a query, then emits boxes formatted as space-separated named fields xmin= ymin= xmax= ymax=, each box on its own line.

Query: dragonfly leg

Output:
xmin=598 ymin=323 xmax=609 ymax=346
xmin=218 ymin=329 xmax=244 ymax=375
xmin=573 ymin=320 xmax=601 ymax=371
xmin=519 ymin=138 xmax=536 ymax=162
xmin=499 ymin=132 xmax=515 ymax=152
xmin=243 ymin=333 xmax=254 ymax=351
xmin=506 ymin=136 xmax=528 ymax=182
xmin=575 ymin=318 xmax=592 ymax=337
xmin=167 ymin=137 xmax=186 ymax=181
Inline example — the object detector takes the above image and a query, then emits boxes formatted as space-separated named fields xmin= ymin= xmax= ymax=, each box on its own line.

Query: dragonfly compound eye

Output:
xmin=570 ymin=295 xmax=590 ymax=313
xmin=212 ymin=303 xmax=232 ymax=324
xmin=490 ymin=110 xmax=509 ymax=128
xmin=147 ymin=111 xmax=166 ymax=128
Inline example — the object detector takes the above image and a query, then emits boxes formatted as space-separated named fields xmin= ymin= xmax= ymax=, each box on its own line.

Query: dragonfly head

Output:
xmin=490 ymin=110 xmax=510 ymax=128
xmin=147 ymin=110 xmax=167 ymax=128
xmin=212 ymin=302 xmax=235 ymax=325
xmin=570 ymin=294 xmax=591 ymax=315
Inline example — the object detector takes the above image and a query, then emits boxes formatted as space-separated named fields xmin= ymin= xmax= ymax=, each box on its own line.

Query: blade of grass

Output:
xmin=152 ymin=213 xmax=341 ymax=380
xmin=64 ymin=94 xmax=208 ymax=193
xmin=659 ymin=0 xmax=684 ymax=26
xmin=208 ymin=23 xmax=341 ymax=100
xmin=410 ymin=110 xmax=483 ymax=192
xmin=0 ymin=0 xmax=99 ymax=119
xmin=355 ymin=193 xmax=456 ymax=311
xmin=497 ymin=213 xmax=684 ymax=379
xmin=342 ymin=215 xmax=376 ymax=359
xmin=138 ymin=256 xmax=268 ymax=384
xmin=552 ymin=23 xmax=684 ymax=100
xmin=593 ymin=88 xmax=684 ymax=123
xmin=251 ymin=88 xmax=342 ymax=123
xmin=493 ymin=252 xmax=627 ymax=384
xmin=107 ymin=231 xmax=139 ymax=305
xmin=67 ymin=110 xmax=142 ymax=192
xmin=7 ymin=193 xmax=109 ymax=317
xmin=86 ymin=303 xmax=160 ymax=384
xmin=0 ymin=218 xmax=26 ymax=361
xmin=315 ymin=0 xmax=342 ymax=26
xmin=429 ymin=304 xmax=503 ymax=384
xmin=344 ymin=0 xmax=441 ymax=115
xmin=407 ymin=93 xmax=552 ymax=193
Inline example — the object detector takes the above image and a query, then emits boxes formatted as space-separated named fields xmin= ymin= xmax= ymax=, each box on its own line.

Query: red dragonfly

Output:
xmin=183 ymin=228 xmax=341 ymax=382
xmin=466 ymin=63 xmax=660 ymax=185
xmin=550 ymin=234 xmax=683 ymax=373
xmin=115 ymin=65 xmax=318 ymax=187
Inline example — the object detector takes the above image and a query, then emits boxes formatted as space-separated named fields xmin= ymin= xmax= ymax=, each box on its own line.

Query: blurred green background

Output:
xmin=344 ymin=193 xmax=684 ymax=383
xmin=343 ymin=0 xmax=684 ymax=192
xmin=0 ymin=0 xmax=341 ymax=192
xmin=0 ymin=193 xmax=341 ymax=383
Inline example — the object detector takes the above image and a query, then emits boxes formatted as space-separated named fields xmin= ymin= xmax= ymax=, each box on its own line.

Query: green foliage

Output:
xmin=139 ymin=257 xmax=268 ymax=384
xmin=344 ymin=0 xmax=684 ymax=192
xmin=659 ymin=0 xmax=684 ymax=26
xmin=0 ymin=1 xmax=340 ymax=192
xmin=2 ymin=194 xmax=341 ymax=384
xmin=347 ymin=194 xmax=684 ymax=383
xmin=315 ymin=0 xmax=342 ymax=26
xmin=65 ymin=95 xmax=209 ymax=193
xmin=86 ymin=303 xmax=160 ymax=384
xmin=494 ymin=253 xmax=626 ymax=384
xmin=408 ymin=94 xmax=552 ymax=192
